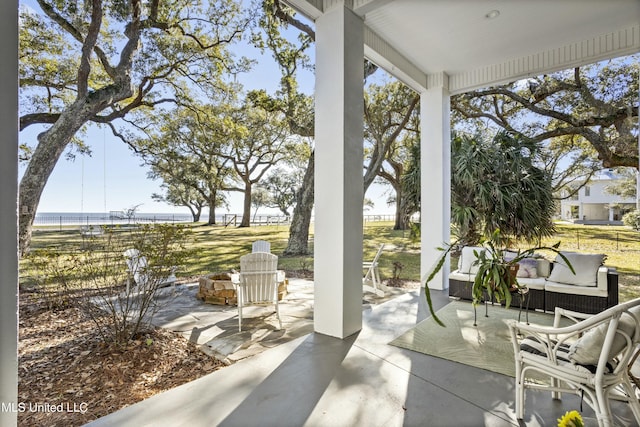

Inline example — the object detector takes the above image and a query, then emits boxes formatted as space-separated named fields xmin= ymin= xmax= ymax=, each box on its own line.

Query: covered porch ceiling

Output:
xmin=284 ymin=0 xmax=640 ymax=93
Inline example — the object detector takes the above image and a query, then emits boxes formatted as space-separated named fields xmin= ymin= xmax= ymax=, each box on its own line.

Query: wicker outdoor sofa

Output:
xmin=448 ymin=247 xmax=619 ymax=315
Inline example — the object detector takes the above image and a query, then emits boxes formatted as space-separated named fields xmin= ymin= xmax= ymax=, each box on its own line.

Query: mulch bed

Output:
xmin=18 ymin=290 xmax=224 ymax=427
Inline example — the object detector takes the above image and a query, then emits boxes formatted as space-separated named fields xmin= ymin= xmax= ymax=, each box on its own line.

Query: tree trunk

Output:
xmin=187 ymin=205 xmax=197 ymax=222
xmin=284 ymin=151 xmax=314 ymax=256
xmin=239 ymin=183 xmax=251 ymax=227
xmin=393 ymin=184 xmax=405 ymax=230
xmin=19 ymin=102 xmax=95 ymax=256
xmin=192 ymin=206 xmax=201 ymax=222
xmin=207 ymin=195 xmax=216 ymax=225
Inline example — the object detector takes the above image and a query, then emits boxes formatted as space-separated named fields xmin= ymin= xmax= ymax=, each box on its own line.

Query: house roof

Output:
xmin=591 ymin=169 xmax=629 ymax=181
xmin=284 ymin=0 xmax=640 ymax=93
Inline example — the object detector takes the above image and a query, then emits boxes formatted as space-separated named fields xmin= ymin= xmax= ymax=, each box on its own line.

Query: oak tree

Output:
xmin=18 ymin=0 xmax=248 ymax=254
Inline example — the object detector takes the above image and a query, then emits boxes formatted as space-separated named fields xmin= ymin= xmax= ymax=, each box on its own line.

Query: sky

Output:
xmin=18 ymin=1 xmax=396 ymax=216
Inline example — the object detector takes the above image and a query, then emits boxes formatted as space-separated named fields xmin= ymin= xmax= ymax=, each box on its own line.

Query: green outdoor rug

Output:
xmin=390 ymin=300 xmax=560 ymax=377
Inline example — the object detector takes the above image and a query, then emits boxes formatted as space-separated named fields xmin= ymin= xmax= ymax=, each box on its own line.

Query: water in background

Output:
xmin=33 ymin=212 xmax=293 ymax=227
xmin=34 ymin=212 xmax=195 ymax=226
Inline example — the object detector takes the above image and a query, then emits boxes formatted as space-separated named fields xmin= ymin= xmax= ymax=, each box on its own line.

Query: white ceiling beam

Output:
xmin=285 ymin=0 xmax=396 ymax=18
xmin=364 ymin=26 xmax=428 ymax=92
xmin=282 ymin=0 xmax=324 ymax=21
xmin=353 ymin=0 xmax=395 ymax=16
xmin=284 ymin=0 xmax=429 ymax=93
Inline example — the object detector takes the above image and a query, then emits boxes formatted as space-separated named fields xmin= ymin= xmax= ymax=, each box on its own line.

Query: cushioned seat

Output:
xmin=448 ymin=249 xmax=550 ymax=311
xmin=448 ymin=247 xmax=619 ymax=315
xmin=448 ymin=271 xmax=474 ymax=282
xmin=516 ymin=277 xmax=545 ymax=289
xmin=545 ymin=280 xmax=608 ymax=297
xmin=509 ymin=299 xmax=640 ymax=426
xmin=544 ymin=253 xmax=618 ymax=314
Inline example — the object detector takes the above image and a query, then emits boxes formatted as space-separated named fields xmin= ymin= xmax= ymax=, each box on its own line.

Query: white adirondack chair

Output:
xmin=236 ymin=252 xmax=282 ymax=332
xmin=251 ymin=240 xmax=271 ymax=253
xmin=363 ymin=244 xmax=389 ymax=297
xmin=123 ymin=249 xmax=177 ymax=293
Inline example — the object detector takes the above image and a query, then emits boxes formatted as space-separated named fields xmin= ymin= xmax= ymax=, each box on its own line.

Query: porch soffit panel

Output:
xmin=447 ymin=24 xmax=640 ymax=95
xmin=284 ymin=0 xmax=639 ymax=94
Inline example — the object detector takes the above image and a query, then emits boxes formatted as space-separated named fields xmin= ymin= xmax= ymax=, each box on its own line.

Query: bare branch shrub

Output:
xmin=23 ymin=224 xmax=193 ymax=346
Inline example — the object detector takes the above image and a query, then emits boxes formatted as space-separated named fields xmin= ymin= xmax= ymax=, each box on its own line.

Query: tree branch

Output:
xmin=273 ymin=0 xmax=315 ymax=41
xmin=77 ymin=0 xmax=103 ymax=97
xmin=36 ymin=0 xmax=116 ymax=78
xmin=20 ymin=112 xmax=61 ymax=130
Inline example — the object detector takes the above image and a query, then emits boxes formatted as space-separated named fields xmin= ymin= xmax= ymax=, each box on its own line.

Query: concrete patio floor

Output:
xmin=86 ymin=283 xmax=639 ymax=427
xmin=148 ymin=278 xmax=409 ymax=364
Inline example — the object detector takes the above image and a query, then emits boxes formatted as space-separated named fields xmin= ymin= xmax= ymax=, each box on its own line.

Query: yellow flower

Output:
xmin=557 ymin=410 xmax=584 ymax=427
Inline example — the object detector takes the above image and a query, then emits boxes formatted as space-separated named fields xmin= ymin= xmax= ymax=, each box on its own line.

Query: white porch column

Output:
xmin=420 ymin=78 xmax=451 ymax=290
xmin=1 ymin=0 xmax=18 ymax=425
xmin=313 ymin=3 xmax=364 ymax=338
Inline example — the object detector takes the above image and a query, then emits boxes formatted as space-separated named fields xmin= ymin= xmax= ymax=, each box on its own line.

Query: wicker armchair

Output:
xmin=508 ymin=298 xmax=640 ymax=427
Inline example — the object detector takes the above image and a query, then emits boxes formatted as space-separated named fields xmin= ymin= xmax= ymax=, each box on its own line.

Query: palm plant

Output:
xmin=451 ymin=131 xmax=556 ymax=246
xmin=422 ymin=131 xmax=562 ymax=324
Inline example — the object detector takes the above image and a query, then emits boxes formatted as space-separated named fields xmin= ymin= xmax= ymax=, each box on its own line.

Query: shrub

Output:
xmin=24 ymin=224 xmax=193 ymax=346
xmin=623 ymin=210 xmax=640 ymax=231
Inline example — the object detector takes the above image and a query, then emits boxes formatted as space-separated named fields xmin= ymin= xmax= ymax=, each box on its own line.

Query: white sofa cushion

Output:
xmin=547 ymin=252 xmax=605 ymax=287
xmin=535 ymin=258 xmax=551 ymax=278
xmin=458 ymin=246 xmax=485 ymax=275
xmin=544 ymin=280 xmax=608 ymax=297
xmin=449 ymin=271 xmax=474 ymax=282
xmin=545 ymin=266 xmax=610 ymax=296
xmin=516 ymin=277 xmax=545 ymax=290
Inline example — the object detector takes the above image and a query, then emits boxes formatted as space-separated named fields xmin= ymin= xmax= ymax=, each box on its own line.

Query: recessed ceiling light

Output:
xmin=485 ymin=10 xmax=500 ymax=19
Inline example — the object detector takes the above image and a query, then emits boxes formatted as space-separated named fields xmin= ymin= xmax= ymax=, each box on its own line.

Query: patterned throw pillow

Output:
xmin=516 ymin=258 xmax=538 ymax=278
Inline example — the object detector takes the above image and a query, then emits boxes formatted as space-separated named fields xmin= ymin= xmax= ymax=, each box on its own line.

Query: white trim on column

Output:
xmin=323 ymin=0 xmax=353 ymax=10
xmin=426 ymin=72 xmax=449 ymax=91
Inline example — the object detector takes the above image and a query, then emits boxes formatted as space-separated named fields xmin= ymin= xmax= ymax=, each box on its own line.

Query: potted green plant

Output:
xmin=423 ymin=229 xmax=574 ymax=326
xmin=471 ymin=229 xmax=574 ymax=309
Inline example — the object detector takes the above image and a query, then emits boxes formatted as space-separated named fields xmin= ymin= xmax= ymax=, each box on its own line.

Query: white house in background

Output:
xmin=560 ymin=170 xmax=636 ymax=225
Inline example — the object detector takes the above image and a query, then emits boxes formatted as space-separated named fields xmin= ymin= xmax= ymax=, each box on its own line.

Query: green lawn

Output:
xmin=23 ymin=221 xmax=640 ymax=301
xmin=533 ymin=223 xmax=640 ymax=301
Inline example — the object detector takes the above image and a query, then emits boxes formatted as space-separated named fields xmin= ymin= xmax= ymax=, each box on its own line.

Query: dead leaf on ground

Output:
xmin=18 ymin=291 xmax=225 ymax=427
